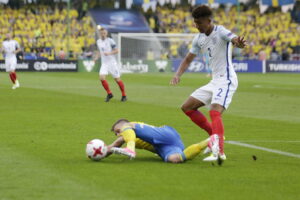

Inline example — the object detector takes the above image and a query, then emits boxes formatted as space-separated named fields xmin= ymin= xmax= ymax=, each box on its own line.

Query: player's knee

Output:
xmin=100 ymin=75 xmax=106 ymax=80
xmin=167 ymin=154 xmax=183 ymax=164
xmin=210 ymin=104 xmax=225 ymax=113
xmin=181 ymin=104 xmax=189 ymax=112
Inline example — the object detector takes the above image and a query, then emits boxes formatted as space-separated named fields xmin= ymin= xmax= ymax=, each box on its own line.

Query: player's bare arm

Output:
xmin=170 ymin=52 xmax=196 ymax=85
xmin=231 ymin=36 xmax=247 ymax=48
xmin=14 ymin=48 xmax=21 ymax=54
xmin=93 ymin=51 xmax=100 ymax=61
xmin=106 ymin=136 xmax=125 ymax=157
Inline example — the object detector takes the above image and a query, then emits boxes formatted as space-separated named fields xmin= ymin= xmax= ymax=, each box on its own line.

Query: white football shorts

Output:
xmin=191 ymin=78 xmax=238 ymax=109
xmin=5 ymin=57 xmax=17 ymax=72
xmin=99 ymin=61 xmax=120 ymax=78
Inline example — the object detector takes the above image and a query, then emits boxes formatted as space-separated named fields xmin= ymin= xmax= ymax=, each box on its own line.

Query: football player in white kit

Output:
xmin=170 ymin=5 xmax=246 ymax=162
xmin=1 ymin=33 xmax=21 ymax=89
xmin=95 ymin=28 xmax=127 ymax=102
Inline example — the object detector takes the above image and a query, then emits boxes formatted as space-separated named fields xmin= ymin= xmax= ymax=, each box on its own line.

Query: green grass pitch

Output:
xmin=0 ymin=72 xmax=299 ymax=200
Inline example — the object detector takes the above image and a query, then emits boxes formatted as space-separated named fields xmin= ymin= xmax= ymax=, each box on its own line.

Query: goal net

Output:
xmin=117 ymin=33 xmax=200 ymax=73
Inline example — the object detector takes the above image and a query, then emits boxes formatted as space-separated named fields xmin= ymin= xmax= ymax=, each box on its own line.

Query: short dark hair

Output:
xmin=111 ymin=119 xmax=129 ymax=132
xmin=192 ymin=5 xmax=213 ymax=19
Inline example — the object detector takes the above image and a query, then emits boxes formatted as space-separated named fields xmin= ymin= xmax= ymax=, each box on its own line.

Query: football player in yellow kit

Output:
xmin=106 ymin=119 xmax=220 ymax=163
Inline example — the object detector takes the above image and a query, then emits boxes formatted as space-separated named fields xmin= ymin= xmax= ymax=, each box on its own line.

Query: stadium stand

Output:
xmin=1 ymin=1 xmax=299 ymax=61
xmin=146 ymin=5 xmax=300 ymax=60
xmin=0 ymin=4 xmax=95 ymax=60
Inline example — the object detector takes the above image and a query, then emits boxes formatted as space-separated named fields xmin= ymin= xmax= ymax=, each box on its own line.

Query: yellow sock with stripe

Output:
xmin=182 ymin=139 xmax=209 ymax=161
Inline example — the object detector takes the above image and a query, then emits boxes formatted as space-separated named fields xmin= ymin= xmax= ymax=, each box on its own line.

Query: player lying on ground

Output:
xmin=106 ymin=119 xmax=220 ymax=163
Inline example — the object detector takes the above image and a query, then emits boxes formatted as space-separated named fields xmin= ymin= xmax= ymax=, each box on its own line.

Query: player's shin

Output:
xmin=9 ymin=72 xmax=16 ymax=84
xmin=184 ymin=110 xmax=212 ymax=135
xmin=101 ymin=80 xmax=112 ymax=94
xmin=209 ymin=110 xmax=224 ymax=154
xmin=117 ymin=80 xmax=126 ymax=96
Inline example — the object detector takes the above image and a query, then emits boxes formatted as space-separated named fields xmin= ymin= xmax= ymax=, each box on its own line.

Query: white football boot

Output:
xmin=12 ymin=80 xmax=20 ymax=90
xmin=203 ymin=134 xmax=220 ymax=162
xmin=219 ymin=153 xmax=227 ymax=160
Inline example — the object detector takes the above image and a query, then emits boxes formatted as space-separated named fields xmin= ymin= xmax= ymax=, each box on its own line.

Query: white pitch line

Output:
xmin=227 ymin=140 xmax=300 ymax=143
xmin=226 ymin=141 xmax=300 ymax=159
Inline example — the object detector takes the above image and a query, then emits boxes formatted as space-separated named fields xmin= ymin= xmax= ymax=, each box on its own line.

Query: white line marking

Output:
xmin=227 ymin=140 xmax=300 ymax=143
xmin=226 ymin=141 xmax=300 ymax=159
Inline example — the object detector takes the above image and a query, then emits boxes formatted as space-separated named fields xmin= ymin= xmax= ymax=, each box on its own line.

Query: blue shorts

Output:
xmin=134 ymin=124 xmax=185 ymax=162
xmin=152 ymin=126 xmax=185 ymax=162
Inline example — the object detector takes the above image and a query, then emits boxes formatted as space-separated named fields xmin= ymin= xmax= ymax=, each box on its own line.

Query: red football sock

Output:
xmin=9 ymin=72 xmax=16 ymax=84
xmin=101 ymin=80 xmax=112 ymax=94
xmin=117 ymin=80 xmax=126 ymax=96
xmin=185 ymin=110 xmax=212 ymax=136
xmin=209 ymin=110 xmax=224 ymax=154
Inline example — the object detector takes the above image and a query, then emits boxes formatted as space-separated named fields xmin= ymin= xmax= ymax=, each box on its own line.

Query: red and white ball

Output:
xmin=86 ymin=139 xmax=107 ymax=161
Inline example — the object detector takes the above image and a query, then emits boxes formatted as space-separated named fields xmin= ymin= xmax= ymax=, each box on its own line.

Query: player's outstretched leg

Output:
xmin=184 ymin=110 xmax=212 ymax=135
xmin=183 ymin=138 xmax=210 ymax=160
xmin=181 ymin=97 xmax=212 ymax=135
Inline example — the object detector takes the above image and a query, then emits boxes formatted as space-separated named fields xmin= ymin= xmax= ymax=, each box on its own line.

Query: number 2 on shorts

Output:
xmin=217 ymin=88 xmax=223 ymax=97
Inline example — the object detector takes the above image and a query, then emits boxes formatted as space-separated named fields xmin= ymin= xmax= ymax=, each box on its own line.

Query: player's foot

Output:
xmin=12 ymin=80 xmax=20 ymax=90
xmin=203 ymin=136 xmax=226 ymax=155
xmin=219 ymin=153 xmax=226 ymax=160
xmin=121 ymin=96 xmax=127 ymax=102
xmin=203 ymin=147 xmax=211 ymax=155
xmin=203 ymin=134 xmax=219 ymax=162
xmin=203 ymin=153 xmax=219 ymax=162
xmin=105 ymin=93 xmax=113 ymax=102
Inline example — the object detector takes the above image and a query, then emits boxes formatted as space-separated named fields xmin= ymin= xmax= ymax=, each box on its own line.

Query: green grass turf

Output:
xmin=0 ymin=72 xmax=299 ymax=200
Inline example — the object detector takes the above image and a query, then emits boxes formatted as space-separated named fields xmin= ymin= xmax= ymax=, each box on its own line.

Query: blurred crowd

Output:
xmin=146 ymin=5 xmax=300 ymax=61
xmin=1 ymin=1 xmax=299 ymax=62
xmin=0 ymin=4 xmax=95 ymax=60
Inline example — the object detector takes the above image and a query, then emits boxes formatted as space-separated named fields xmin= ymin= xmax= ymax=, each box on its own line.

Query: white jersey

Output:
xmin=96 ymin=37 xmax=117 ymax=64
xmin=190 ymin=25 xmax=237 ymax=81
xmin=2 ymin=39 xmax=19 ymax=60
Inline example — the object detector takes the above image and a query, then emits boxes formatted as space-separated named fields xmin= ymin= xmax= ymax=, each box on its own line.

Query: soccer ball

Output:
xmin=86 ymin=139 xmax=107 ymax=161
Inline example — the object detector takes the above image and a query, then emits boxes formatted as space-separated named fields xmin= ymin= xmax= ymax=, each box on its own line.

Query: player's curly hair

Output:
xmin=111 ymin=119 xmax=129 ymax=132
xmin=192 ymin=5 xmax=213 ymax=19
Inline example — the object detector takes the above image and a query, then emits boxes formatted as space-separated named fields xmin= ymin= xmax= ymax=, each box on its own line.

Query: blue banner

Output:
xmin=133 ymin=0 xmax=144 ymax=5
xmin=196 ymin=0 xmax=238 ymax=4
xmin=217 ymin=0 xmax=237 ymax=4
xmin=196 ymin=0 xmax=208 ymax=4
xmin=233 ymin=60 xmax=263 ymax=73
xmin=262 ymin=0 xmax=295 ymax=6
xmin=266 ymin=61 xmax=300 ymax=73
xmin=172 ymin=58 xmax=208 ymax=73
xmin=90 ymin=9 xmax=150 ymax=33
xmin=172 ymin=59 xmax=263 ymax=73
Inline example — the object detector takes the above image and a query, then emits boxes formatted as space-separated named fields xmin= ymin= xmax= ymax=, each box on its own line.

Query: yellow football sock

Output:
xmin=183 ymin=139 xmax=209 ymax=160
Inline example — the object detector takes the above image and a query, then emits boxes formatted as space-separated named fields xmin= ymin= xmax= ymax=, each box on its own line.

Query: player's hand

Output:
xmin=111 ymin=147 xmax=136 ymax=159
xmin=234 ymin=36 xmax=247 ymax=48
xmin=170 ymin=75 xmax=180 ymax=85
xmin=104 ymin=52 xmax=110 ymax=56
